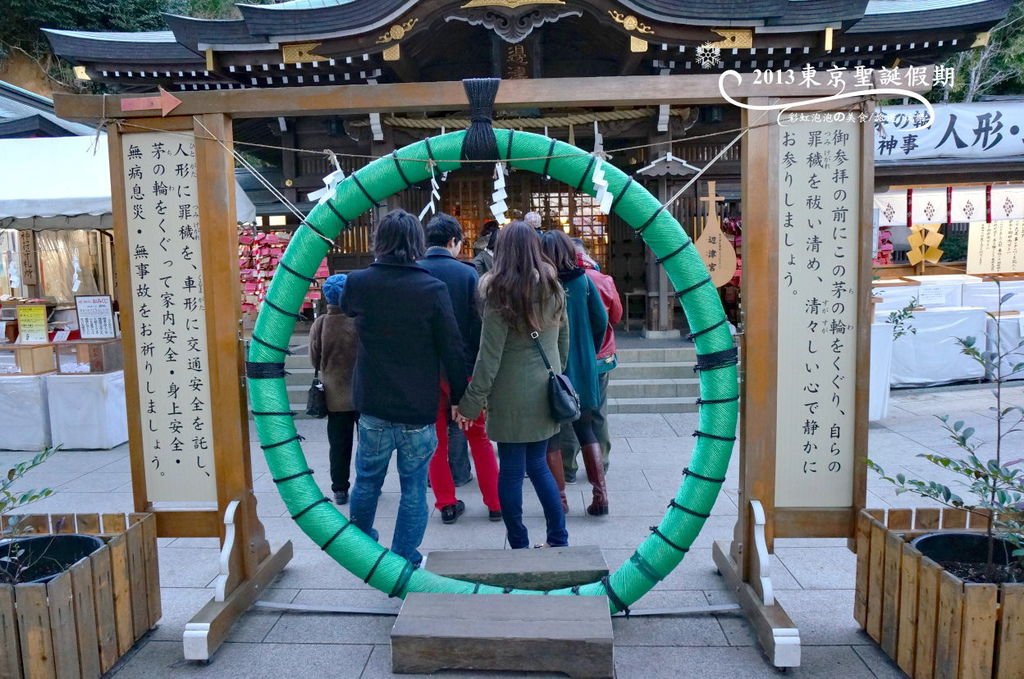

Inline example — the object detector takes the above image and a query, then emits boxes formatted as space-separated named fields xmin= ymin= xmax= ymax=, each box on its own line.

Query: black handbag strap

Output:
xmin=529 ymin=330 xmax=556 ymax=377
xmin=314 ymin=317 xmax=323 ymax=377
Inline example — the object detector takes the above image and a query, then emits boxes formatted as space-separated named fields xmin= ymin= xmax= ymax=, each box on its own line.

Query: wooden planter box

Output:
xmin=0 ymin=513 xmax=161 ymax=678
xmin=854 ymin=508 xmax=1024 ymax=679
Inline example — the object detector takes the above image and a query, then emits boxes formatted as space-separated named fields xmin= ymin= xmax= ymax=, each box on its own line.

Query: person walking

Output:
xmin=559 ymin=238 xmax=622 ymax=482
xmin=539 ymin=230 xmax=609 ymax=516
xmin=341 ymin=209 xmax=468 ymax=566
xmin=454 ymin=221 xmax=569 ymax=549
xmin=419 ymin=213 xmax=502 ymax=524
xmin=472 ymin=227 xmax=497 ymax=276
xmin=524 ymin=210 xmax=543 ymax=233
xmin=308 ymin=273 xmax=359 ymax=505
xmin=472 ymin=219 xmax=499 ymax=258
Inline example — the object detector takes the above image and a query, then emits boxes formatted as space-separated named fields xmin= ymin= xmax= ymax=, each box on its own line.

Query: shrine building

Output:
xmin=44 ymin=0 xmax=1011 ymax=333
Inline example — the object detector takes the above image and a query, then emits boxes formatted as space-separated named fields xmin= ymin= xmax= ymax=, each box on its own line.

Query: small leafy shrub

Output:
xmin=870 ymin=286 xmax=1024 ymax=583
xmin=1 ymin=447 xmax=57 ymax=584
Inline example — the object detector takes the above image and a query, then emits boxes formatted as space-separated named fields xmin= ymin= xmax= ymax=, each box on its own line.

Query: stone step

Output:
xmin=607 ymin=396 xmax=699 ymax=414
xmin=607 ymin=377 xmax=700 ymax=399
xmin=424 ymin=546 xmax=607 ymax=591
xmin=391 ymin=593 xmax=613 ymax=678
xmin=612 ymin=360 xmax=696 ymax=380
xmin=615 ymin=346 xmax=696 ymax=363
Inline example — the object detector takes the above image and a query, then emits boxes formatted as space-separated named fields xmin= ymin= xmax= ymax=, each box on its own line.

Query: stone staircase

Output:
xmin=270 ymin=334 xmax=703 ymax=418
xmin=607 ymin=343 xmax=700 ymax=414
xmin=283 ymin=344 xmax=315 ymax=417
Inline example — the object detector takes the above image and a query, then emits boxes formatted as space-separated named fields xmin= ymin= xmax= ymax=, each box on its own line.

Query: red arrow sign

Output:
xmin=120 ymin=88 xmax=182 ymax=117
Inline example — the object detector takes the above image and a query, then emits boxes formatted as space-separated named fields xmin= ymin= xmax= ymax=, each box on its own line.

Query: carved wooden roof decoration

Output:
xmin=42 ymin=0 xmax=1011 ymax=92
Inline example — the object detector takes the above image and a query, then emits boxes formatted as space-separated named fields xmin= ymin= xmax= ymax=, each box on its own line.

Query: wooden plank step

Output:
xmin=425 ymin=546 xmax=608 ymax=591
xmin=391 ymin=593 xmax=613 ymax=678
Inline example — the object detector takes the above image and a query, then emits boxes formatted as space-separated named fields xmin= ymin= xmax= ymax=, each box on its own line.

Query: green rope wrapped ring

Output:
xmin=246 ymin=130 xmax=738 ymax=612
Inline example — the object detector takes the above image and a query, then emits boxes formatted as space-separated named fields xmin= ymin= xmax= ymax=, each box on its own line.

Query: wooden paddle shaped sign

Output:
xmin=694 ymin=181 xmax=738 ymax=287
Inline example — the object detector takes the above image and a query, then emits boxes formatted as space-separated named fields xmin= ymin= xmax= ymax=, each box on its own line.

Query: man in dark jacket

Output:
xmin=418 ymin=214 xmax=501 ymax=524
xmin=341 ymin=209 xmax=468 ymax=566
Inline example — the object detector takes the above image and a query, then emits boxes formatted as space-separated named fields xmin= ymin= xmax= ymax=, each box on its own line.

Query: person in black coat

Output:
xmin=340 ymin=209 xmax=468 ymax=566
xmin=419 ymin=214 xmax=501 ymax=524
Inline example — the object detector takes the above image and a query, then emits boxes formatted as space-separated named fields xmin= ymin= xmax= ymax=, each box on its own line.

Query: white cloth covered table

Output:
xmin=962 ymin=280 xmax=1024 ymax=313
xmin=870 ymin=323 xmax=894 ymax=421
xmin=986 ymin=315 xmax=1024 ymax=383
xmin=0 ymin=375 xmax=51 ymax=450
xmin=872 ymin=280 xmax=921 ymax=312
xmin=903 ymin=274 xmax=984 ymax=310
xmin=881 ymin=307 xmax=988 ymax=387
xmin=869 ymin=322 xmax=894 ymax=421
xmin=45 ymin=370 xmax=127 ymax=449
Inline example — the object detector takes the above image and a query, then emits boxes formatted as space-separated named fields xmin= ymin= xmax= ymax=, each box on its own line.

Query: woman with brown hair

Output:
xmin=540 ymin=230 xmax=609 ymax=516
xmin=455 ymin=221 xmax=569 ymax=549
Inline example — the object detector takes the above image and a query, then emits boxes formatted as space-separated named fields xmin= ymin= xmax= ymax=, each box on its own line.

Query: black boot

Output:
xmin=582 ymin=442 xmax=608 ymax=516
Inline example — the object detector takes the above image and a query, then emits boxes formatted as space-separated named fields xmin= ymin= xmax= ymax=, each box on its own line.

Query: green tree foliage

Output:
xmin=937 ymin=0 xmax=1024 ymax=102
xmin=0 ymin=0 xmax=263 ymax=55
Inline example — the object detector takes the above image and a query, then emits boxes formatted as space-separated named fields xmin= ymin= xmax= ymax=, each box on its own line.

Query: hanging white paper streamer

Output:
xmin=71 ymin=248 xmax=82 ymax=293
xmin=308 ymin=151 xmax=346 ymax=204
xmin=490 ymin=162 xmax=509 ymax=223
xmin=369 ymin=112 xmax=384 ymax=142
xmin=418 ymin=164 xmax=442 ymax=222
xmin=591 ymin=122 xmax=614 ymax=214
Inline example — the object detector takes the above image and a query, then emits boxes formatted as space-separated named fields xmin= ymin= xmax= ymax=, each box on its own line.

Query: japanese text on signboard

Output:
xmin=876 ymin=102 xmax=1024 ymax=161
xmin=775 ymin=119 xmax=860 ymax=508
xmin=75 ymin=295 xmax=116 ymax=339
xmin=121 ymin=131 xmax=217 ymax=506
xmin=967 ymin=220 xmax=1024 ymax=275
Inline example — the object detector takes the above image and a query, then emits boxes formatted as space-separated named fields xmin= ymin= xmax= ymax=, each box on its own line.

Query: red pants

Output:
xmin=429 ymin=381 xmax=500 ymax=511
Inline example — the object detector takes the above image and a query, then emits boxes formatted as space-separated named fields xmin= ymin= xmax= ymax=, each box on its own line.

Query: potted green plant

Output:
xmin=0 ymin=447 xmax=104 ymax=584
xmin=1 ymin=448 xmax=163 ymax=677
xmin=858 ymin=283 xmax=1024 ymax=678
xmin=869 ymin=287 xmax=1022 ymax=583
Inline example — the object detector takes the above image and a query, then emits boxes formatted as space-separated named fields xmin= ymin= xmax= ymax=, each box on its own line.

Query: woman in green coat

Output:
xmin=455 ymin=221 xmax=569 ymax=549
xmin=540 ymin=230 xmax=610 ymax=516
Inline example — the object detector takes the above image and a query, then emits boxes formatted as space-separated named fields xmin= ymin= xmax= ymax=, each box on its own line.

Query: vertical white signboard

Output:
xmin=121 ymin=132 xmax=217 ymax=506
xmin=775 ymin=120 xmax=861 ymax=508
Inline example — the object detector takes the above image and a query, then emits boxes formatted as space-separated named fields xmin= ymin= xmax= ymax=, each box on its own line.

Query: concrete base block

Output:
xmin=641 ymin=329 xmax=682 ymax=339
xmin=424 ymin=545 xmax=608 ymax=590
xmin=391 ymin=593 xmax=613 ymax=678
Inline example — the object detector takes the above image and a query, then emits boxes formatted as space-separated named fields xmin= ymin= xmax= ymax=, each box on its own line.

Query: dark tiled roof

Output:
xmin=617 ymin=0 xmax=790 ymax=23
xmin=766 ymin=0 xmax=870 ymax=26
xmin=237 ymin=0 xmax=412 ymax=37
xmin=849 ymin=0 xmax=1013 ymax=33
xmin=163 ymin=14 xmax=261 ymax=51
xmin=43 ymin=29 xmax=203 ymax=64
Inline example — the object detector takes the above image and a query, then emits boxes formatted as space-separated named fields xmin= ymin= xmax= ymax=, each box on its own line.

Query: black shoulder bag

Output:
xmin=530 ymin=330 xmax=581 ymax=423
xmin=306 ymin=328 xmax=329 ymax=419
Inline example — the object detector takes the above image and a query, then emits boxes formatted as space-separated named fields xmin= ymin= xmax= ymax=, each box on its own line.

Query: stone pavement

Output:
xmin=5 ymin=383 xmax=1022 ymax=678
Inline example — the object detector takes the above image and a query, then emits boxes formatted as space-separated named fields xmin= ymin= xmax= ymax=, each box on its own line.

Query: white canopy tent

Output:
xmin=0 ymin=135 xmax=256 ymax=229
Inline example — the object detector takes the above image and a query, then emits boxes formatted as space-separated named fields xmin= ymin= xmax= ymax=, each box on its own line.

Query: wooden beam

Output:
xmin=738 ymin=102 xmax=780 ymax=573
xmin=193 ymin=113 xmax=271 ymax=581
xmin=53 ymin=70 xmax=933 ymax=122
xmin=712 ymin=541 xmax=800 ymax=668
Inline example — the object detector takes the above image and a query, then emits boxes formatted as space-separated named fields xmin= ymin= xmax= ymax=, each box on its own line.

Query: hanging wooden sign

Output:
xmin=694 ymin=180 xmax=738 ymax=287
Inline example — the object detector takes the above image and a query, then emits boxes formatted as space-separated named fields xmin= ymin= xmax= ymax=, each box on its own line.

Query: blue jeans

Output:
xmin=349 ymin=414 xmax=437 ymax=566
xmin=497 ymin=441 xmax=568 ymax=549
